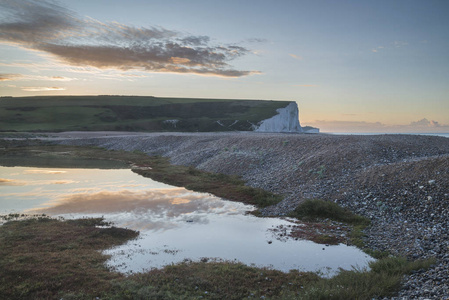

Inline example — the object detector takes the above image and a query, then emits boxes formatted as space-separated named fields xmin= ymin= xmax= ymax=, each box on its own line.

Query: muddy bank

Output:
xmin=9 ymin=132 xmax=449 ymax=298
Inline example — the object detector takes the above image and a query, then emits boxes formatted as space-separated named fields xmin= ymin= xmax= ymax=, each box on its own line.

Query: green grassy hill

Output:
xmin=0 ymin=96 xmax=291 ymax=132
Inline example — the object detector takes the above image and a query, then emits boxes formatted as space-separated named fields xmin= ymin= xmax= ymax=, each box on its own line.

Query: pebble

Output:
xmin=47 ymin=132 xmax=449 ymax=299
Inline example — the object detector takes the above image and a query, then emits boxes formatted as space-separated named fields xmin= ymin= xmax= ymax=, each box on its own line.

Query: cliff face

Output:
xmin=255 ymin=102 xmax=302 ymax=133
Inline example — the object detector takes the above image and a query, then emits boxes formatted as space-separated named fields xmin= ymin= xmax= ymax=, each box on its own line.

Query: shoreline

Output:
xmin=3 ymin=131 xmax=449 ymax=298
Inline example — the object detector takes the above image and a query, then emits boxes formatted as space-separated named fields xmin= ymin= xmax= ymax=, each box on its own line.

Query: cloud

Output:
xmin=245 ymin=38 xmax=268 ymax=43
xmin=410 ymin=118 xmax=441 ymax=128
xmin=372 ymin=42 xmax=408 ymax=53
xmin=393 ymin=41 xmax=408 ymax=48
xmin=0 ymin=178 xmax=25 ymax=186
xmin=0 ymin=177 xmax=74 ymax=186
xmin=0 ymin=61 xmax=62 ymax=71
xmin=289 ymin=54 xmax=303 ymax=60
xmin=0 ymin=73 xmax=21 ymax=81
xmin=21 ymin=86 xmax=66 ymax=91
xmin=47 ymin=76 xmax=75 ymax=81
xmin=0 ymin=0 xmax=258 ymax=77
xmin=371 ymin=46 xmax=384 ymax=53
xmin=295 ymin=84 xmax=317 ymax=87
xmin=24 ymin=170 xmax=67 ymax=174
xmin=0 ymin=73 xmax=75 ymax=81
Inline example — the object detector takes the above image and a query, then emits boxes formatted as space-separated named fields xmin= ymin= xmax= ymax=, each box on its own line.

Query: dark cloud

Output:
xmin=179 ymin=35 xmax=210 ymax=46
xmin=0 ymin=0 xmax=80 ymax=44
xmin=0 ymin=0 xmax=258 ymax=77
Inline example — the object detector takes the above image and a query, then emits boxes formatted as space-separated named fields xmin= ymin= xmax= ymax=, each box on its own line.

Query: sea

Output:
xmin=327 ymin=132 xmax=449 ymax=138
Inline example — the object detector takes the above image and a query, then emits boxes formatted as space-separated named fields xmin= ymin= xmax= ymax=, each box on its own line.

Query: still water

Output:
xmin=0 ymin=164 xmax=373 ymax=276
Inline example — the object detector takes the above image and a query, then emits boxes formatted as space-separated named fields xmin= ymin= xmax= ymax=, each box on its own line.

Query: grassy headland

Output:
xmin=0 ymin=96 xmax=290 ymax=132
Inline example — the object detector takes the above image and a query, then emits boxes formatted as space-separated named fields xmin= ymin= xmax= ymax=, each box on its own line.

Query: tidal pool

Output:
xmin=0 ymin=164 xmax=374 ymax=276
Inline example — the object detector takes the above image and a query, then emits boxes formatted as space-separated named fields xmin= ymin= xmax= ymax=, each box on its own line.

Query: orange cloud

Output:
xmin=24 ymin=170 xmax=67 ymax=174
xmin=289 ymin=54 xmax=303 ymax=60
xmin=21 ymin=86 xmax=66 ymax=92
xmin=0 ymin=178 xmax=26 ymax=186
xmin=170 ymin=57 xmax=191 ymax=64
xmin=0 ymin=74 xmax=22 ymax=81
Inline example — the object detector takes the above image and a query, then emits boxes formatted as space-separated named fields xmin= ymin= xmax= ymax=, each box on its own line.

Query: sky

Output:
xmin=1 ymin=0 xmax=448 ymax=133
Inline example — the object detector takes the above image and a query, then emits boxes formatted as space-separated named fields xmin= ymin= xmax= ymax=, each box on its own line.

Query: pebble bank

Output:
xmin=46 ymin=132 xmax=449 ymax=299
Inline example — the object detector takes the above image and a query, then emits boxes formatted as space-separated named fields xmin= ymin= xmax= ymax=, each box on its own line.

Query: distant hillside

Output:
xmin=0 ymin=96 xmax=300 ymax=132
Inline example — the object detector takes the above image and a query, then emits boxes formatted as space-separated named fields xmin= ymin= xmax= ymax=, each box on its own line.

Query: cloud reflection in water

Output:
xmin=29 ymin=188 xmax=253 ymax=231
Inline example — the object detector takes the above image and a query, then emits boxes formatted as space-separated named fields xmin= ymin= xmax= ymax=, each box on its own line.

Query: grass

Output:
xmin=0 ymin=216 xmax=435 ymax=299
xmin=0 ymin=217 xmax=138 ymax=299
xmin=288 ymin=199 xmax=392 ymax=258
xmin=131 ymin=156 xmax=283 ymax=208
xmin=289 ymin=199 xmax=370 ymax=226
xmin=0 ymin=96 xmax=290 ymax=132
xmin=294 ymin=256 xmax=435 ymax=300
xmin=108 ymin=261 xmax=319 ymax=300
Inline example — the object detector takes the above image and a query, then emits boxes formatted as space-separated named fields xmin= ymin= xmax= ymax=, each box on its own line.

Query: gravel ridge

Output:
xmin=48 ymin=131 xmax=449 ymax=299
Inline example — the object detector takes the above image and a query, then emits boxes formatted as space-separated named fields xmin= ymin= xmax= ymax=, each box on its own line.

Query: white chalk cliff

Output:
xmin=255 ymin=102 xmax=302 ymax=133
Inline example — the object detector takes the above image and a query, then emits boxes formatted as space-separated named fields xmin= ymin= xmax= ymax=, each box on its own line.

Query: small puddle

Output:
xmin=0 ymin=164 xmax=374 ymax=276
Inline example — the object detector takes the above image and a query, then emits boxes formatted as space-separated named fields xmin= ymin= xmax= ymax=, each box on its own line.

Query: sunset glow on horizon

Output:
xmin=1 ymin=0 xmax=448 ymax=133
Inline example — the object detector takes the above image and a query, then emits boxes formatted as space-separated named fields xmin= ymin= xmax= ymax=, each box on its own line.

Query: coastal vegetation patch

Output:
xmin=0 ymin=215 xmax=435 ymax=299
xmin=288 ymin=199 xmax=390 ymax=258
xmin=289 ymin=199 xmax=370 ymax=226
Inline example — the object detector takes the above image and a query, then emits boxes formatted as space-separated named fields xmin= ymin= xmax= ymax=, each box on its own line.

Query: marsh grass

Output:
xmin=0 ymin=216 xmax=435 ymax=300
xmin=295 ymin=256 xmax=436 ymax=300
xmin=289 ymin=199 xmax=370 ymax=226
xmin=288 ymin=199 xmax=394 ymax=259
xmin=135 ymin=159 xmax=283 ymax=208
xmin=0 ymin=217 xmax=138 ymax=299
xmin=108 ymin=262 xmax=320 ymax=300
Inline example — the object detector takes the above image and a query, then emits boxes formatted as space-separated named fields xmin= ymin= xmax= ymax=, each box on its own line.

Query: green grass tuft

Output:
xmin=293 ymin=256 xmax=436 ymax=300
xmin=289 ymin=199 xmax=370 ymax=226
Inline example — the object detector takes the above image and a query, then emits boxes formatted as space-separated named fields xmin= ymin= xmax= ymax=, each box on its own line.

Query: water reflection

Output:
xmin=29 ymin=189 xmax=249 ymax=231
xmin=0 ymin=165 xmax=374 ymax=275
